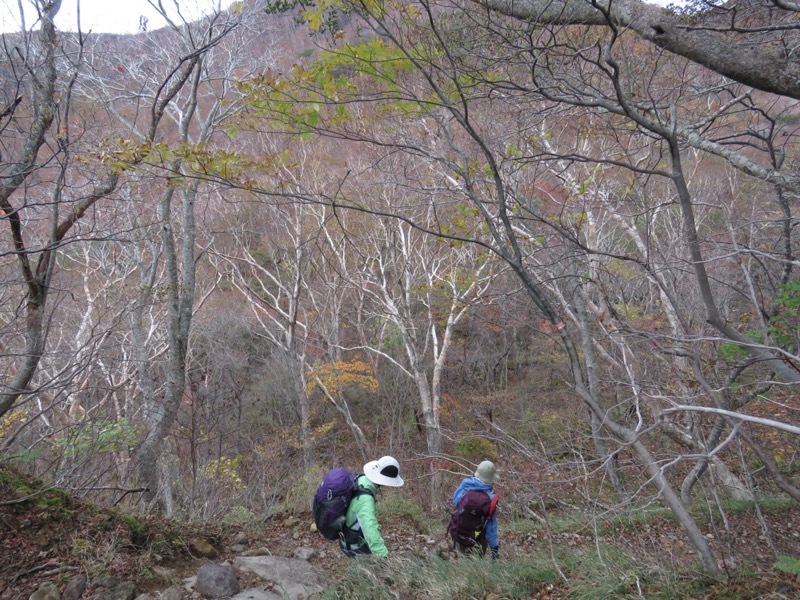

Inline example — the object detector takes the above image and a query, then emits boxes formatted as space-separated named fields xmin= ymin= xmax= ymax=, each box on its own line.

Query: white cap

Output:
xmin=363 ymin=455 xmax=404 ymax=487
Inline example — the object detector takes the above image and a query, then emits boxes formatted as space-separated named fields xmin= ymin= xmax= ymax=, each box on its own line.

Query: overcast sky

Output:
xmin=0 ymin=0 xmax=231 ymax=34
xmin=0 ymin=0 xmax=675 ymax=35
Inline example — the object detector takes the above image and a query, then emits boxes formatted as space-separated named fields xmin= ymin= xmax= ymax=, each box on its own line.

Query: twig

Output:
xmin=10 ymin=563 xmax=77 ymax=585
xmin=0 ymin=485 xmax=60 ymax=506
xmin=525 ymin=506 xmax=546 ymax=524
xmin=113 ymin=487 xmax=149 ymax=506
xmin=355 ymin=564 xmax=401 ymax=599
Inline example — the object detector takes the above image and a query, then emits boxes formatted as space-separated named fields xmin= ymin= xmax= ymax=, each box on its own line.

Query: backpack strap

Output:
xmin=488 ymin=492 xmax=499 ymax=519
xmin=341 ymin=475 xmax=375 ymax=547
xmin=351 ymin=474 xmax=375 ymax=499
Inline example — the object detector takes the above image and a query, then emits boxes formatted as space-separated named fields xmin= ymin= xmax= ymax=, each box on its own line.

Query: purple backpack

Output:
xmin=312 ymin=467 xmax=373 ymax=540
xmin=448 ymin=489 xmax=498 ymax=547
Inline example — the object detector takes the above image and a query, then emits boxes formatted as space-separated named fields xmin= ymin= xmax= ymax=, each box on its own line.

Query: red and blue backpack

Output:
xmin=448 ymin=489 xmax=499 ymax=547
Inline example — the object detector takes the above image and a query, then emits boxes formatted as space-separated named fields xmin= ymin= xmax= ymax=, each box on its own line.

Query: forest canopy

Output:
xmin=0 ymin=0 xmax=798 ymax=585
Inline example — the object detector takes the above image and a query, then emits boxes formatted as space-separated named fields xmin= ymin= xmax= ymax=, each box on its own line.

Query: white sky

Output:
xmin=0 ymin=0 xmax=233 ymax=34
xmin=0 ymin=0 xmax=675 ymax=35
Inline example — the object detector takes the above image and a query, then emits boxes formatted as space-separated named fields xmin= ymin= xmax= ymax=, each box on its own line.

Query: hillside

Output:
xmin=2 ymin=466 xmax=800 ymax=599
xmin=1 ymin=0 xmax=800 ymax=598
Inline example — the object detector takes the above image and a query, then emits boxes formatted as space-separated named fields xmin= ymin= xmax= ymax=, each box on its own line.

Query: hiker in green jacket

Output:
xmin=340 ymin=455 xmax=404 ymax=558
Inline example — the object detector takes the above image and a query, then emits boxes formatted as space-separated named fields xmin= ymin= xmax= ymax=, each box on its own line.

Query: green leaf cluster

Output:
xmin=769 ymin=280 xmax=800 ymax=349
xmin=774 ymin=554 xmax=800 ymax=576
xmin=718 ymin=329 xmax=765 ymax=364
xmin=52 ymin=418 xmax=138 ymax=458
xmin=454 ymin=435 xmax=498 ymax=462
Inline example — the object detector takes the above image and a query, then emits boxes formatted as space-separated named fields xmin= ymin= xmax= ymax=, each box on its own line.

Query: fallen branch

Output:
xmin=10 ymin=562 xmax=77 ymax=585
xmin=0 ymin=486 xmax=60 ymax=506
xmin=662 ymin=405 xmax=800 ymax=435
xmin=113 ymin=487 xmax=149 ymax=506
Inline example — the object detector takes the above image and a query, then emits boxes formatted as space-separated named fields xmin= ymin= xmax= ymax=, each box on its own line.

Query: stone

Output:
xmin=241 ymin=548 xmax=271 ymax=557
xmin=87 ymin=581 xmax=137 ymax=600
xmin=231 ymin=589 xmax=285 ymax=600
xmin=152 ymin=567 xmax=179 ymax=586
xmin=230 ymin=544 xmax=246 ymax=553
xmin=63 ymin=573 xmax=88 ymax=600
xmin=294 ymin=547 xmax=315 ymax=560
xmin=157 ymin=586 xmax=184 ymax=600
xmin=233 ymin=556 xmax=325 ymax=599
xmin=94 ymin=576 xmax=119 ymax=589
xmin=234 ymin=532 xmax=248 ymax=544
xmin=28 ymin=582 xmax=60 ymax=600
xmin=283 ymin=516 xmax=300 ymax=528
xmin=189 ymin=539 xmax=219 ymax=559
xmin=195 ymin=564 xmax=239 ymax=599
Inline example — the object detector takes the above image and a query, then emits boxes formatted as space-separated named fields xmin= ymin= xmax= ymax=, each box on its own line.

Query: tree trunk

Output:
xmin=573 ymin=284 xmax=629 ymax=501
xmin=678 ymin=416 xmax=752 ymax=504
xmin=289 ymin=351 xmax=314 ymax=470
xmin=631 ymin=436 xmax=722 ymax=577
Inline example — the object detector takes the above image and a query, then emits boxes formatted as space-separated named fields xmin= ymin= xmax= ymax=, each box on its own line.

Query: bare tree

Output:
xmin=66 ymin=2 xmax=257 ymax=510
xmin=332 ymin=175 xmax=498 ymax=502
xmin=244 ymin=0 xmax=800 ymax=575
xmin=0 ymin=0 xmax=215 ymax=431
xmin=475 ymin=0 xmax=800 ymax=100
xmin=212 ymin=184 xmax=320 ymax=470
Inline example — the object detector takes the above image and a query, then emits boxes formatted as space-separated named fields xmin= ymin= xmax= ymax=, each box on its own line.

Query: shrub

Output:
xmin=378 ymin=493 xmax=436 ymax=535
xmin=222 ymin=505 xmax=257 ymax=527
xmin=454 ymin=436 xmax=498 ymax=462
xmin=279 ymin=464 xmax=326 ymax=515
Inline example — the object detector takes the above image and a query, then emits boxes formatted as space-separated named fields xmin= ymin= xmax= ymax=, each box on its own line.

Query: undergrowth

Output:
xmin=378 ymin=492 xmax=438 ymax=535
xmin=319 ymin=543 xmax=796 ymax=600
xmin=320 ymin=554 xmax=558 ymax=599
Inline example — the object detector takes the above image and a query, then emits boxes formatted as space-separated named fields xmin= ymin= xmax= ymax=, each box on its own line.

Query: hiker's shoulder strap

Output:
xmin=488 ymin=491 xmax=499 ymax=518
xmin=352 ymin=473 xmax=375 ymax=498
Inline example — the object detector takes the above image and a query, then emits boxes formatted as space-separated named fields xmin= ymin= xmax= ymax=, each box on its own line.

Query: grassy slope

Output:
xmin=1 ymin=465 xmax=799 ymax=599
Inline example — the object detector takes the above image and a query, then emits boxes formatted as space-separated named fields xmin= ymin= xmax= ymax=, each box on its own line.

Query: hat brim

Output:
xmin=363 ymin=460 xmax=405 ymax=487
xmin=474 ymin=470 xmax=498 ymax=484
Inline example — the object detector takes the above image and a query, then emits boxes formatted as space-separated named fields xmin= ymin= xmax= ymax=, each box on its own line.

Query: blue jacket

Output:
xmin=453 ymin=477 xmax=499 ymax=549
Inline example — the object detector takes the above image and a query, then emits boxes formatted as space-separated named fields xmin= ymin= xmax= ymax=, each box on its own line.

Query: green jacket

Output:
xmin=344 ymin=475 xmax=389 ymax=557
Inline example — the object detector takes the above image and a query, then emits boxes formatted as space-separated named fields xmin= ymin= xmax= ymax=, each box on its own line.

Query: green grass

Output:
xmin=320 ymin=546 xmax=692 ymax=600
xmin=320 ymin=553 xmax=559 ymax=599
xmin=319 ymin=537 xmax=796 ymax=600
xmin=704 ymin=496 xmax=795 ymax=516
xmin=378 ymin=492 xmax=438 ymax=535
xmin=595 ymin=506 xmax=676 ymax=535
xmin=0 ymin=466 xmax=76 ymax=520
xmin=585 ymin=495 xmax=797 ymax=536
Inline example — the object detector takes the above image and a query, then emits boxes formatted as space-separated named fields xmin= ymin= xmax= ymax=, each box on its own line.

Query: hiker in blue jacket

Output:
xmin=451 ymin=460 xmax=500 ymax=559
xmin=340 ymin=455 xmax=404 ymax=558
